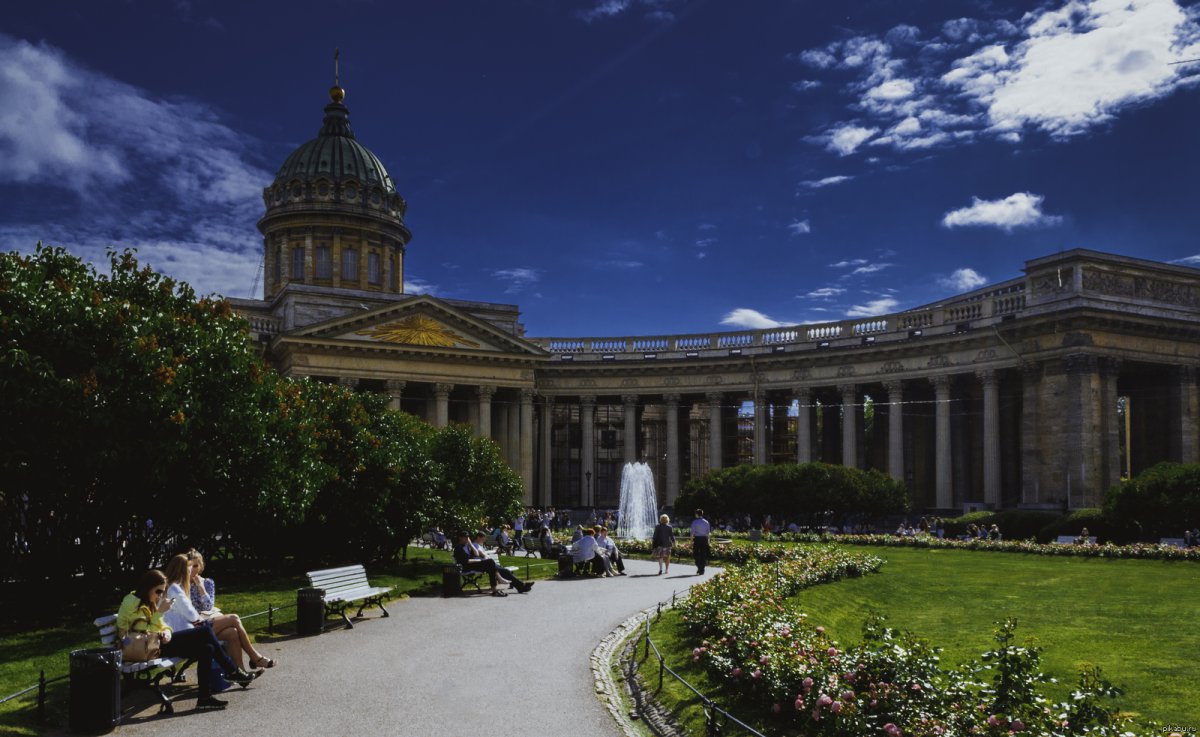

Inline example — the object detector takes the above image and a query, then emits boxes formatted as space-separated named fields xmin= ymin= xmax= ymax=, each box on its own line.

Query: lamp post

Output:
xmin=585 ymin=470 xmax=592 ymax=507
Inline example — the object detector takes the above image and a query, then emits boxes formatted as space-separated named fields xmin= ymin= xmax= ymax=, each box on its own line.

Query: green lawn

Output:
xmin=0 ymin=549 xmax=559 ymax=735
xmin=638 ymin=545 xmax=1200 ymax=734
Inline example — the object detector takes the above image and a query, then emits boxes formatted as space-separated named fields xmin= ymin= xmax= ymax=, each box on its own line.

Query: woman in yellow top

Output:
xmin=117 ymin=570 xmax=257 ymax=710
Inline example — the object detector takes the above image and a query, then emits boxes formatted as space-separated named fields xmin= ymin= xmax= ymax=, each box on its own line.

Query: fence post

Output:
xmin=643 ymin=619 xmax=650 ymax=660
xmin=658 ymin=653 xmax=664 ymax=691
xmin=36 ymin=670 xmax=45 ymax=722
xmin=267 ymin=603 xmax=274 ymax=635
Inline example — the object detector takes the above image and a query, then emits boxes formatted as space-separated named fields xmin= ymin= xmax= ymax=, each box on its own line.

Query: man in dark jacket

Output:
xmin=453 ymin=532 xmax=533 ymax=596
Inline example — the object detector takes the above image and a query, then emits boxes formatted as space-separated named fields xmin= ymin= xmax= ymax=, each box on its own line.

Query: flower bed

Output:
xmin=674 ymin=550 xmax=1148 ymax=736
xmin=716 ymin=531 xmax=1200 ymax=562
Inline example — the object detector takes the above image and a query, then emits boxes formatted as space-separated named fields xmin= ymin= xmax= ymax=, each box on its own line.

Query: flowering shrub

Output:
xmin=719 ymin=531 xmax=1200 ymax=562
xmin=674 ymin=552 xmax=1148 ymax=736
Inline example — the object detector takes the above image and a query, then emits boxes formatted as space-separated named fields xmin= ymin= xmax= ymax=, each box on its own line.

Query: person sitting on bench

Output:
xmin=596 ymin=527 xmax=625 ymax=575
xmin=454 ymin=532 xmax=532 ymax=596
xmin=572 ymin=527 xmax=613 ymax=576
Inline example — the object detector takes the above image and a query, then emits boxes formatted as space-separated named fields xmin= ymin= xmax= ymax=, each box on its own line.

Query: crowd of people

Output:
xmin=116 ymin=548 xmax=275 ymax=711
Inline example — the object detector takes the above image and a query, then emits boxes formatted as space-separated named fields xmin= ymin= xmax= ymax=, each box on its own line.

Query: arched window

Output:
xmin=291 ymin=246 xmax=304 ymax=280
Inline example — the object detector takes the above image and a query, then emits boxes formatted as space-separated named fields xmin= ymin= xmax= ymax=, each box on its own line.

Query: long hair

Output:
xmin=163 ymin=554 xmax=190 ymax=595
xmin=135 ymin=569 xmax=167 ymax=608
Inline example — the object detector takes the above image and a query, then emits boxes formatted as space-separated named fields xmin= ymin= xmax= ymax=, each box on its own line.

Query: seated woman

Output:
xmin=453 ymin=532 xmax=532 ymax=595
xmin=596 ymin=527 xmax=625 ymax=575
xmin=117 ymin=569 xmax=255 ymax=710
xmin=166 ymin=554 xmax=276 ymax=671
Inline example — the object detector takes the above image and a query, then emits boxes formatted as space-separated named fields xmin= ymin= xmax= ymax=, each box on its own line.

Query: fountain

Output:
xmin=617 ymin=462 xmax=659 ymax=540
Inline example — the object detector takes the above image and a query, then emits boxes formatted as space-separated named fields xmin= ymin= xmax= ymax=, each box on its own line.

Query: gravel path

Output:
xmin=90 ymin=556 xmax=716 ymax=737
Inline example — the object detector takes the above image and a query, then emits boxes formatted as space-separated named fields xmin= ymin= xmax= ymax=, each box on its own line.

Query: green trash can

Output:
xmin=69 ymin=647 xmax=121 ymax=733
xmin=296 ymin=587 xmax=325 ymax=635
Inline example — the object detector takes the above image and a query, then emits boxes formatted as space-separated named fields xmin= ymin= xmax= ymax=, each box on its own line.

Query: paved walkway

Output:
xmin=93 ymin=557 xmax=716 ymax=737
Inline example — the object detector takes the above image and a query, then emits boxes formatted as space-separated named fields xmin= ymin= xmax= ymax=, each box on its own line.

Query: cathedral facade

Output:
xmin=231 ymin=86 xmax=1200 ymax=514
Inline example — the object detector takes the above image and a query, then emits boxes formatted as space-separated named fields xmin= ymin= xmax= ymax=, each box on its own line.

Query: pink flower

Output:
xmin=752 ymin=669 xmax=762 ymax=679
xmin=841 ymin=690 xmax=855 ymax=701
xmin=693 ymin=647 xmax=702 ymax=657
xmin=692 ymin=655 xmax=700 ymax=663
xmin=831 ymin=701 xmax=843 ymax=714
xmin=911 ymin=682 xmax=922 ymax=691
xmin=731 ymin=667 xmax=742 ymax=678
xmin=1011 ymin=720 xmax=1025 ymax=732
xmin=816 ymin=626 xmax=825 ymax=634
xmin=884 ymin=724 xmax=902 ymax=736
xmin=828 ymin=647 xmax=839 ymax=657
xmin=987 ymin=715 xmax=999 ymax=727
xmin=760 ymin=655 xmax=769 ymax=664
xmin=803 ymin=677 xmax=814 ymax=692
xmin=795 ymin=697 xmax=805 ymax=710
xmin=818 ymin=694 xmax=833 ymax=706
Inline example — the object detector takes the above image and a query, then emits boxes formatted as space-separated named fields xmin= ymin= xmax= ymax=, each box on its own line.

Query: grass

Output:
xmin=0 ymin=548 xmax=559 ymax=735
xmin=636 ymin=545 xmax=1200 ymax=734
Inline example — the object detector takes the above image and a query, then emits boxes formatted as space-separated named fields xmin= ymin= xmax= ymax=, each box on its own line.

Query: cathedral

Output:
xmin=230 ymin=82 xmax=1200 ymax=514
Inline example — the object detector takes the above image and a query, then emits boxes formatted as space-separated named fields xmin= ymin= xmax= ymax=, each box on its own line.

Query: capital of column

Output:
xmin=706 ymin=391 xmax=723 ymax=406
xmin=338 ymin=376 xmax=359 ymax=389
xmin=433 ymin=382 xmax=454 ymax=397
xmin=580 ymin=394 xmax=597 ymax=409
xmin=520 ymin=388 xmax=535 ymax=403
xmin=837 ymin=383 xmax=857 ymax=399
xmin=929 ymin=374 xmax=951 ymax=392
xmin=385 ymin=379 xmax=406 ymax=393
xmin=883 ymin=379 xmax=902 ymax=398
xmin=1182 ymin=364 xmax=1199 ymax=384
xmin=1099 ymin=356 xmax=1123 ymax=378
xmin=663 ymin=393 xmax=681 ymax=406
xmin=792 ymin=386 xmax=811 ymax=402
xmin=976 ymin=368 xmax=997 ymax=386
xmin=476 ymin=384 xmax=496 ymax=399
xmin=621 ymin=394 xmax=639 ymax=407
xmin=1063 ymin=353 xmax=1098 ymax=375
xmin=1020 ymin=361 xmax=1042 ymax=382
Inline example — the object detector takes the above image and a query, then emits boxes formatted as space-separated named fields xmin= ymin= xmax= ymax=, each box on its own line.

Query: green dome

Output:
xmin=273 ymin=100 xmax=396 ymax=193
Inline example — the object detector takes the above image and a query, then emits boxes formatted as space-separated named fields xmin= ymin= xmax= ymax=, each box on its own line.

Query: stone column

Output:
xmin=1175 ymin=365 xmax=1199 ymax=464
xmin=476 ymin=385 xmax=495 ymax=438
xmin=262 ymin=237 xmax=275 ymax=296
xmin=753 ymin=389 xmax=768 ymax=465
xmin=331 ymin=230 xmax=342 ymax=288
xmin=520 ymin=389 xmax=535 ymax=504
xmin=979 ymin=369 xmax=1001 ymax=507
xmin=385 ymin=379 xmax=405 ymax=411
xmin=507 ymin=394 xmax=520 ymax=468
xmin=664 ymin=393 xmax=681 ymax=506
xmin=540 ymin=397 xmax=554 ymax=507
xmin=581 ymin=396 xmax=596 ymax=507
xmin=884 ymin=380 xmax=904 ymax=482
xmin=931 ymin=375 xmax=952 ymax=508
xmin=706 ymin=392 xmax=723 ymax=471
xmin=1100 ymin=358 xmax=1123 ymax=489
xmin=1020 ymin=363 xmax=1042 ymax=504
xmin=622 ymin=394 xmax=639 ymax=463
xmin=433 ymin=383 xmax=452 ymax=428
xmin=303 ymin=229 xmax=314 ymax=285
xmin=795 ymin=388 xmax=812 ymax=464
xmin=839 ymin=383 xmax=858 ymax=469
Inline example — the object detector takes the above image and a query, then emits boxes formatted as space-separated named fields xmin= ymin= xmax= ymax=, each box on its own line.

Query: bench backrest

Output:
xmin=1056 ymin=535 xmax=1097 ymax=544
xmin=306 ymin=565 xmax=372 ymax=596
xmin=95 ymin=614 xmax=121 ymax=648
xmin=1159 ymin=537 xmax=1186 ymax=548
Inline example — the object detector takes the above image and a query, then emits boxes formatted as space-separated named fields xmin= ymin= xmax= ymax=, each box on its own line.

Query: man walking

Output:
xmin=690 ymin=508 xmax=711 ymax=575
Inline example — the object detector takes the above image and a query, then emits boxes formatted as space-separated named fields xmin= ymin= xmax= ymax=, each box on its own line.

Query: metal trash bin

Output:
xmin=296 ymin=587 xmax=325 ymax=635
xmin=557 ymin=553 xmax=575 ymax=578
xmin=69 ymin=647 xmax=121 ymax=733
xmin=442 ymin=565 xmax=463 ymax=597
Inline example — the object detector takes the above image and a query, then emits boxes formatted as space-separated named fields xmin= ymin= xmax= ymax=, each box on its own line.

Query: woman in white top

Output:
xmin=164 ymin=555 xmax=275 ymax=671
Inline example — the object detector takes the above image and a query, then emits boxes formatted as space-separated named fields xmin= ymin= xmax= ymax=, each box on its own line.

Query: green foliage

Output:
xmin=676 ymin=462 xmax=908 ymax=528
xmin=1035 ymin=508 xmax=1136 ymax=544
xmin=941 ymin=509 xmax=1062 ymax=541
xmin=0 ymin=246 xmax=524 ymax=582
xmin=1104 ymin=462 xmax=1200 ymax=539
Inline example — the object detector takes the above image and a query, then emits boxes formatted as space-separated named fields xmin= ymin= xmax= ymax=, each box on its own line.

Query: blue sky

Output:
xmin=3 ymin=0 xmax=1199 ymax=336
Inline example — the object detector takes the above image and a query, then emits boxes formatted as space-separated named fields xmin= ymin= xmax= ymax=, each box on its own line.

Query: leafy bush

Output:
xmin=1104 ymin=462 xmax=1200 ymax=540
xmin=1035 ymin=508 xmax=1137 ymax=544
xmin=942 ymin=510 xmax=1061 ymax=541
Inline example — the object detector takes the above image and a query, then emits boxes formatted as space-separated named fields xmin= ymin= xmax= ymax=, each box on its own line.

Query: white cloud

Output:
xmin=850 ymin=262 xmax=893 ymax=275
xmin=1171 ymin=255 xmax=1200 ymax=265
xmin=695 ymin=237 xmax=718 ymax=248
xmin=599 ymin=259 xmax=644 ymax=269
xmin=492 ymin=267 xmax=542 ymax=294
xmin=939 ymin=267 xmax=988 ymax=291
xmin=787 ymin=219 xmax=811 ymax=235
xmin=698 ymin=223 xmax=717 ymax=230
xmin=802 ymin=287 xmax=846 ymax=299
xmin=799 ymin=175 xmax=853 ymax=189
xmin=792 ymin=80 xmax=823 ymax=91
xmin=846 ymin=297 xmax=899 ymax=317
xmin=404 ymin=277 xmax=439 ymax=295
xmin=829 ymin=259 xmax=868 ymax=268
xmin=890 ymin=116 xmax=922 ymax=135
xmin=941 ymin=192 xmax=1063 ymax=231
xmin=827 ymin=124 xmax=879 ymax=155
xmin=867 ymin=78 xmax=916 ymax=100
xmin=720 ymin=308 xmax=787 ymax=329
xmin=799 ymin=0 xmax=1200 ymax=155
xmin=577 ymin=0 xmax=632 ymax=22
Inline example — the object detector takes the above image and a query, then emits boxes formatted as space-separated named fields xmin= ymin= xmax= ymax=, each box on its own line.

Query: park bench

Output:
xmin=304 ymin=565 xmax=394 ymax=630
xmin=459 ymin=550 xmax=520 ymax=593
xmin=1159 ymin=537 xmax=1186 ymax=548
xmin=519 ymin=534 xmax=543 ymax=557
xmin=1055 ymin=535 xmax=1097 ymax=545
xmin=93 ymin=614 xmax=192 ymax=714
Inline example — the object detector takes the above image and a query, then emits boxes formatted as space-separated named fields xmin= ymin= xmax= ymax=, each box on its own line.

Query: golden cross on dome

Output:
xmin=330 ymin=48 xmax=345 ymax=103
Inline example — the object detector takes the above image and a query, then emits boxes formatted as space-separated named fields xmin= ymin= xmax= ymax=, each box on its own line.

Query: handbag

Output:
xmin=120 ymin=616 xmax=163 ymax=662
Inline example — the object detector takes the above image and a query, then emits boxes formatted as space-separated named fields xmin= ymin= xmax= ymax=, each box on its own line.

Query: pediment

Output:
xmin=285 ymin=295 xmax=547 ymax=356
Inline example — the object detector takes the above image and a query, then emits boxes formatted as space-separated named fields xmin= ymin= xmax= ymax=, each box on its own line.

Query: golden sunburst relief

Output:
xmin=355 ymin=314 xmax=481 ymax=348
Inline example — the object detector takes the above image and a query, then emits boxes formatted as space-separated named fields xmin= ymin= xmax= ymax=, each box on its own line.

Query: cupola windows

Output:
xmin=315 ymin=245 xmax=332 ymax=279
xmin=368 ymin=252 xmax=381 ymax=285
xmin=291 ymin=247 xmax=304 ymax=280
xmin=342 ymin=248 xmax=358 ymax=282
